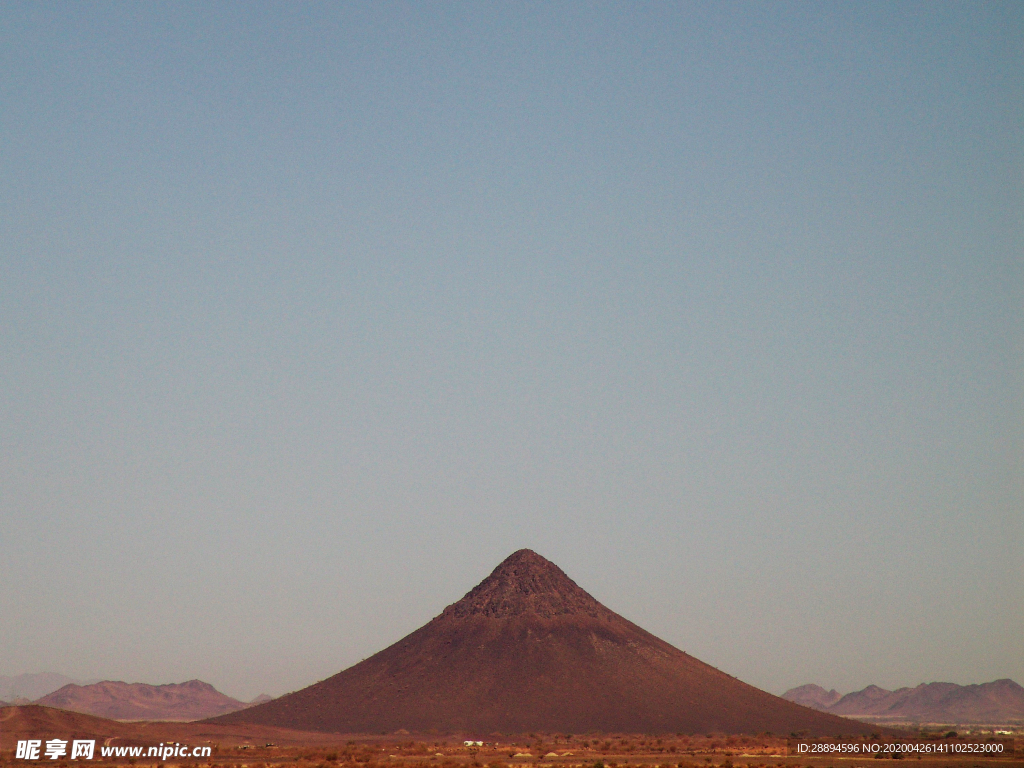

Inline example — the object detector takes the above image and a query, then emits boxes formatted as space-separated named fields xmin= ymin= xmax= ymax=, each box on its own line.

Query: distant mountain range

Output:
xmin=0 ymin=673 xmax=100 ymax=703
xmin=33 ymin=680 xmax=272 ymax=721
xmin=782 ymin=680 xmax=1024 ymax=724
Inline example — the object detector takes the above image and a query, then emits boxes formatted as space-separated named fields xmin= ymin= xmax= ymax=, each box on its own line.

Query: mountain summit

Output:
xmin=211 ymin=549 xmax=873 ymax=734
xmin=441 ymin=549 xmax=612 ymax=620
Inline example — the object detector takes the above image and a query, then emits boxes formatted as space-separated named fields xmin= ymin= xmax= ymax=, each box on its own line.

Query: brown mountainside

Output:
xmin=36 ymin=680 xmax=250 ymax=721
xmin=211 ymin=549 xmax=874 ymax=735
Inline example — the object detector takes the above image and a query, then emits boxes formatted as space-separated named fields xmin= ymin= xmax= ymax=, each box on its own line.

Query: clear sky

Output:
xmin=1 ymin=2 xmax=1021 ymax=702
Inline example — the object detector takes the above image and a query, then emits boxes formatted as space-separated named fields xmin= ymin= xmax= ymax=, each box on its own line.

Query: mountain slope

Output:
xmin=211 ymin=549 xmax=874 ymax=735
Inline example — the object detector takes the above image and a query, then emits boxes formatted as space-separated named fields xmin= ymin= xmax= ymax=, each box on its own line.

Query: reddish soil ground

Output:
xmin=3 ymin=708 xmax=1020 ymax=768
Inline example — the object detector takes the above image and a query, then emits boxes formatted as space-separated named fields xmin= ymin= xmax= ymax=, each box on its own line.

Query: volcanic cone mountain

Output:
xmin=212 ymin=550 xmax=872 ymax=734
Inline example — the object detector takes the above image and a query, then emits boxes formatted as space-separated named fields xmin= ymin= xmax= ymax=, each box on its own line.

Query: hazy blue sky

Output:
xmin=1 ymin=2 xmax=1021 ymax=702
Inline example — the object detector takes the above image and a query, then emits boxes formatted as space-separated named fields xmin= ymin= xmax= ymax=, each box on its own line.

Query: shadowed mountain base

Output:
xmin=211 ymin=550 xmax=876 ymax=735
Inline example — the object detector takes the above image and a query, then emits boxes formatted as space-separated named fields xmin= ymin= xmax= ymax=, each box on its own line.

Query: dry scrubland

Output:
xmin=5 ymin=733 xmax=1020 ymax=768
